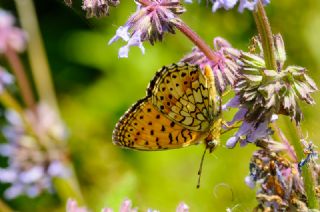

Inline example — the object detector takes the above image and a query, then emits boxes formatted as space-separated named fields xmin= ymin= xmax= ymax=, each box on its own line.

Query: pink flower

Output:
xmin=0 ymin=10 xmax=27 ymax=53
xmin=109 ymin=0 xmax=185 ymax=58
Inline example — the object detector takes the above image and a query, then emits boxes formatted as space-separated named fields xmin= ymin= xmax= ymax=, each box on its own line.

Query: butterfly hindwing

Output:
xmin=112 ymin=97 xmax=205 ymax=150
xmin=148 ymin=63 xmax=214 ymax=132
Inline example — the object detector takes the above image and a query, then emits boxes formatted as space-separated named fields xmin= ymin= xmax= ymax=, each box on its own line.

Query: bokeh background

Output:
xmin=0 ymin=0 xmax=319 ymax=211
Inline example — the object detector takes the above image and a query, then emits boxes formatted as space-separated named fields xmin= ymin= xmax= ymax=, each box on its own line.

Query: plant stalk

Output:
xmin=253 ymin=1 xmax=277 ymax=70
xmin=14 ymin=0 xmax=59 ymax=114
xmin=5 ymin=47 xmax=35 ymax=110
xmin=137 ymin=0 xmax=219 ymax=63
xmin=253 ymin=1 xmax=319 ymax=208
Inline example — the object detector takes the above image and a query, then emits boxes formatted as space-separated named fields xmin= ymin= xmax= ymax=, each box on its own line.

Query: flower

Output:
xmin=0 ymin=9 xmax=27 ymax=53
xmin=186 ymin=0 xmax=270 ymax=13
xmin=235 ymin=36 xmax=317 ymax=124
xmin=224 ymin=34 xmax=317 ymax=147
xmin=176 ymin=202 xmax=189 ymax=212
xmin=244 ymin=137 xmax=319 ymax=211
xmin=108 ymin=0 xmax=186 ymax=58
xmin=66 ymin=199 xmax=88 ymax=212
xmin=181 ymin=37 xmax=241 ymax=93
xmin=82 ymin=0 xmax=120 ymax=18
xmin=0 ymin=103 xmax=69 ymax=199
xmin=0 ymin=66 xmax=14 ymax=93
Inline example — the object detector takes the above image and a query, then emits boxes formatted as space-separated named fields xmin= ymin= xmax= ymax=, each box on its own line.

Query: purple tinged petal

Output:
xmin=5 ymin=110 xmax=22 ymax=126
xmin=118 ymin=45 xmax=130 ymax=58
xmin=271 ymin=114 xmax=278 ymax=122
xmin=48 ymin=161 xmax=70 ymax=177
xmin=239 ymin=139 xmax=249 ymax=147
xmin=0 ymin=9 xmax=27 ymax=53
xmin=222 ymin=95 xmax=240 ymax=110
xmin=235 ymin=121 xmax=252 ymax=137
xmin=118 ymin=31 xmax=145 ymax=58
xmin=0 ymin=144 xmax=14 ymax=156
xmin=120 ymin=199 xmax=133 ymax=212
xmin=0 ymin=67 xmax=14 ymax=93
xmin=0 ymin=10 xmax=15 ymax=28
xmin=67 ymin=199 xmax=88 ymax=212
xmin=246 ymin=121 xmax=269 ymax=142
xmin=19 ymin=166 xmax=44 ymax=183
xmin=26 ymin=185 xmax=41 ymax=198
xmin=176 ymin=202 xmax=189 ymax=212
xmin=245 ymin=176 xmax=255 ymax=188
xmin=108 ymin=25 xmax=130 ymax=44
xmin=212 ymin=0 xmax=238 ymax=12
xmin=228 ymin=108 xmax=247 ymax=125
xmin=4 ymin=184 xmax=23 ymax=199
xmin=214 ymin=36 xmax=232 ymax=50
xmin=226 ymin=136 xmax=238 ymax=148
xmin=0 ymin=168 xmax=17 ymax=183
xmin=238 ymin=0 xmax=257 ymax=12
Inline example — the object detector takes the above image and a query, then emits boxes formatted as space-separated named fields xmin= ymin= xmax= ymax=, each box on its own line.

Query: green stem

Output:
xmin=0 ymin=199 xmax=13 ymax=212
xmin=253 ymin=1 xmax=277 ymax=70
xmin=14 ymin=0 xmax=59 ymax=114
xmin=292 ymin=125 xmax=319 ymax=209
xmin=53 ymin=164 xmax=85 ymax=205
xmin=253 ymin=1 xmax=319 ymax=208
xmin=13 ymin=0 xmax=85 ymax=205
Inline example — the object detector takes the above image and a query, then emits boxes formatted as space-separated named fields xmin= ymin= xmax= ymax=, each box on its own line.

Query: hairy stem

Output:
xmin=14 ymin=0 xmax=59 ymax=114
xmin=293 ymin=125 xmax=319 ymax=209
xmin=253 ymin=1 xmax=277 ymax=70
xmin=5 ymin=47 xmax=35 ymax=110
xmin=253 ymin=1 xmax=318 ymax=208
xmin=176 ymin=20 xmax=219 ymax=63
xmin=137 ymin=0 xmax=219 ymax=63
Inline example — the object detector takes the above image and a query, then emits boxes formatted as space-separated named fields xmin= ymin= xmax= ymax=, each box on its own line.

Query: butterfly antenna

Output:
xmin=197 ymin=148 xmax=207 ymax=189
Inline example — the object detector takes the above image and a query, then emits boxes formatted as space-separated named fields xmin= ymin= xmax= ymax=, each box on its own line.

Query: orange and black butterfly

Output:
xmin=113 ymin=63 xmax=222 ymax=153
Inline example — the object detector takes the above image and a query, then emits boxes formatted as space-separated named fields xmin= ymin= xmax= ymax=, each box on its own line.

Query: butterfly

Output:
xmin=112 ymin=62 xmax=222 ymax=152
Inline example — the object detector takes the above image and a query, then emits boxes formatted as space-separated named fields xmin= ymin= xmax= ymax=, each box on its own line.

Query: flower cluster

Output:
xmin=66 ymin=198 xmax=189 ymax=212
xmin=0 ymin=103 xmax=69 ymax=199
xmin=245 ymin=138 xmax=319 ymax=211
xmin=181 ymin=37 xmax=241 ymax=93
xmin=224 ymin=35 xmax=317 ymax=147
xmin=0 ymin=66 xmax=14 ymax=93
xmin=109 ymin=0 xmax=186 ymax=57
xmin=0 ymin=9 xmax=26 ymax=54
xmin=82 ymin=0 xmax=120 ymax=18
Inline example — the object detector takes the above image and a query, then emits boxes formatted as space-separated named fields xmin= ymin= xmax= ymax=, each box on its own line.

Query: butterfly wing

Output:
xmin=148 ymin=63 xmax=214 ymax=132
xmin=113 ymin=97 xmax=206 ymax=150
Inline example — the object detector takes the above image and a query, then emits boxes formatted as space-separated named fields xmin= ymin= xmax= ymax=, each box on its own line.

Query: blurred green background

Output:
xmin=0 ymin=0 xmax=319 ymax=211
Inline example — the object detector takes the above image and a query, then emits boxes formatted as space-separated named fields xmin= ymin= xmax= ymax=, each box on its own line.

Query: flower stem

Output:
xmin=136 ymin=0 xmax=219 ymax=63
xmin=292 ymin=125 xmax=319 ymax=209
xmin=14 ymin=0 xmax=59 ymax=114
xmin=253 ymin=1 xmax=319 ymax=208
xmin=0 ymin=199 xmax=13 ymax=212
xmin=252 ymin=1 xmax=277 ymax=70
xmin=53 ymin=164 xmax=85 ymax=205
xmin=4 ymin=47 xmax=36 ymax=110
xmin=175 ymin=20 xmax=219 ymax=64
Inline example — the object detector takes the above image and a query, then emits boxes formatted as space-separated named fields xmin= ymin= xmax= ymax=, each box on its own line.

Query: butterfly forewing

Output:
xmin=113 ymin=97 xmax=205 ymax=150
xmin=148 ymin=63 xmax=214 ymax=132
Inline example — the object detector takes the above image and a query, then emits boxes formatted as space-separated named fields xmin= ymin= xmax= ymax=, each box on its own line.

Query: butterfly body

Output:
xmin=113 ymin=63 xmax=221 ymax=151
